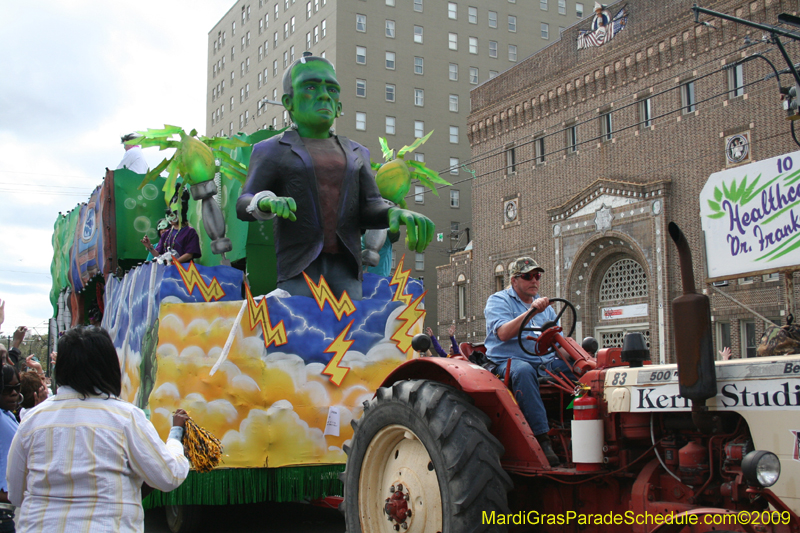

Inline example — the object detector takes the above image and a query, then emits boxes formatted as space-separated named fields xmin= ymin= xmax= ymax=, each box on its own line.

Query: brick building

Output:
xmin=437 ymin=0 xmax=800 ymax=362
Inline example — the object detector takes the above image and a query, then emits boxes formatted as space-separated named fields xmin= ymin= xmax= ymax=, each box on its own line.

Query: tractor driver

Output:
xmin=484 ymin=256 xmax=573 ymax=467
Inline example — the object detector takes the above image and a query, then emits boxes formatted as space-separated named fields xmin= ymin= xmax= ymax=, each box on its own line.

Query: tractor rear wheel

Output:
xmin=342 ymin=380 xmax=512 ymax=533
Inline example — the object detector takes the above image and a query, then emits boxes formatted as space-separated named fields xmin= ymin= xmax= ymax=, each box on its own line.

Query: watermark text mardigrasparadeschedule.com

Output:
xmin=482 ymin=510 xmax=793 ymax=527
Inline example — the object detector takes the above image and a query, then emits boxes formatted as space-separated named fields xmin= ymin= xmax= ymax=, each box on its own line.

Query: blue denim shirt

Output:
xmin=484 ymin=287 xmax=558 ymax=365
xmin=0 ymin=409 xmax=19 ymax=492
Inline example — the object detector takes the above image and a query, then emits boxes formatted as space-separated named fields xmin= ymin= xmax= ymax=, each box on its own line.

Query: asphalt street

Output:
xmin=144 ymin=501 xmax=346 ymax=532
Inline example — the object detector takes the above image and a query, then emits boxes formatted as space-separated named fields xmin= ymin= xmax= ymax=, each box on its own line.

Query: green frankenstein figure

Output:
xmin=236 ymin=52 xmax=434 ymax=299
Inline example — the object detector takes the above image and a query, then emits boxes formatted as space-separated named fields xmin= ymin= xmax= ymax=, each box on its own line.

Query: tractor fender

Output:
xmin=379 ymin=357 xmax=552 ymax=468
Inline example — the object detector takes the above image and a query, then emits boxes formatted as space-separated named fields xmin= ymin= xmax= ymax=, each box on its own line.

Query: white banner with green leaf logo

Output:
xmin=700 ymin=150 xmax=800 ymax=280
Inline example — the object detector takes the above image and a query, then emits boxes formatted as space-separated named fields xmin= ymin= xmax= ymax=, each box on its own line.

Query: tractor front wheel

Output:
xmin=342 ymin=380 xmax=512 ymax=533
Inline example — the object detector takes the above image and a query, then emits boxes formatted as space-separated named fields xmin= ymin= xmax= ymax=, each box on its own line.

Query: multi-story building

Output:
xmin=438 ymin=0 xmax=800 ymax=361
xmin=206 ymin=0 xmax=588 ymax=332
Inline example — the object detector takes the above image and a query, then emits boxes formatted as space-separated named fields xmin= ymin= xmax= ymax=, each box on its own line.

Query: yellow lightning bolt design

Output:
xmin=322 ymin=319 xmax=355 ymax=386
xmin=390 ymin=291 xmax=427 ymax=354
xmin=302 ymin=272 xmax=357 ymax=320
xmin=174 ymin=261 xmax=226 ymax=301
xmin=244 ymin=283 xmax=288 ymax=349
xmin=389 ymin=254 xmax=412 ymax=305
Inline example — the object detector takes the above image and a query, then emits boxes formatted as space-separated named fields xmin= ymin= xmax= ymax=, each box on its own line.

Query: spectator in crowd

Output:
xmin=18 ymin=372 xmax=46 ymax=422
xmin=426 ymin=325 xmax=461 ymax=357
xmin=1 ymin=328 xmax=26 ymax=368
xmin=719 ymin=346 xmax=733 ymax=360
xmin=145 ymin=219 xmax=169 ymax=261
xmin=0 ymin=365 xmax=20 ymax=532
xmin=116 ymin=133 xmax=149 ymax=175
xmin=141 ymin=208 xmax=201 ymax=265
xmin=7 ymin=327 xmax=190 ymax=532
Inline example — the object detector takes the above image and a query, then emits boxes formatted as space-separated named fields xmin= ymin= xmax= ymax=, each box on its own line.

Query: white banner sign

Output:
xmin=601 ymin=303 xmax=648 ymax=320
xmin=630 ymin=378 xmax=800 ymax=412
xmin=700 ymin=150 xmax=800 ymax=279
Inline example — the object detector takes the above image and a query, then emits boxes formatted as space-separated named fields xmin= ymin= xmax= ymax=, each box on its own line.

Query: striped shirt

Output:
xmin=6 ymin=386 xmax=189 ymax=533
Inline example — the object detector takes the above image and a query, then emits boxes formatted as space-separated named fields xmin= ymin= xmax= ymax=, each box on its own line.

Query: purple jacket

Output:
xmin=236 ymin=130 xmax=391 ymax=282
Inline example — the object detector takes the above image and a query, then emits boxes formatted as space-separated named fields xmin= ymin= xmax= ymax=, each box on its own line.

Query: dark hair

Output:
xmin=19 ymin=372 xmax=43 ymax=409
xmin=281 ymin=53 xmax=336 ymax=97
xmin=56 ymin=327 xmax=121 ymax=398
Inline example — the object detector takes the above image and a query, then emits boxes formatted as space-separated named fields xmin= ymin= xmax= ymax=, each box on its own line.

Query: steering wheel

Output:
xmin=517 ymin=298 xmax=577 ymax=357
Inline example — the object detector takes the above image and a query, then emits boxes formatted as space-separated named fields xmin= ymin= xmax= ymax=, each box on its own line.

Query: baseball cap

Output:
xmin=509 ymin=257 xmax=544 ymax=277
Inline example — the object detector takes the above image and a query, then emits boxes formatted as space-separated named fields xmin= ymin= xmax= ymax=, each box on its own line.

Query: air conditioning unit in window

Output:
xmin=711 ymin=280 xmax=729 ymax=287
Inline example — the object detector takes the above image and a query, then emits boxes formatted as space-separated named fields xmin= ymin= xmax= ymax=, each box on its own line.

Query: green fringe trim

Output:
xmin=143 ymin=465 xmax=345 ymax=509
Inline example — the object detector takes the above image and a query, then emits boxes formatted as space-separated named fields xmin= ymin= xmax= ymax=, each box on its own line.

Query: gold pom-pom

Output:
xmin=183 ymin=418 xmax=223 ymax=473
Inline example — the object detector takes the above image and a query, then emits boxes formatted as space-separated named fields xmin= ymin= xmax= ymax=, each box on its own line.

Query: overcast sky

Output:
xmin=0 ymin=0 xmax=223 ymax=338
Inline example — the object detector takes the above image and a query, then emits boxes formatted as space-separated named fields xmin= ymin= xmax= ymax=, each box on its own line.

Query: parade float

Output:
xmin=48 ymin=123 xmax=443 ymax=532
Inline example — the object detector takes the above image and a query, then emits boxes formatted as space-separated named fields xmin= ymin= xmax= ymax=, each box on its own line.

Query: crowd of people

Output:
xmin=0 ymin=300 xmax=190 ymax=532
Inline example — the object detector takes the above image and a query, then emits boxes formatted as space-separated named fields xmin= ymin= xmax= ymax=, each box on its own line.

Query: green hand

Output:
xmin=258 ymin=196 xmax=298 ymax=221
xmin=388 ymin=207 xmax=434 ymax=253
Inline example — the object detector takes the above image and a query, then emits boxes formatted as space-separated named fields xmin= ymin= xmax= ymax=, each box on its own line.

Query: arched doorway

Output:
xmin=594 ymin=257 xmax=650 ymax=349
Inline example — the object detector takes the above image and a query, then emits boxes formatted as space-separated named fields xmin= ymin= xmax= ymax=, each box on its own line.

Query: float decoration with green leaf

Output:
xmin=706 ymin=174 xmax=761 ymax=219
xmin=370 ymin=131 xmax=452 ymax=208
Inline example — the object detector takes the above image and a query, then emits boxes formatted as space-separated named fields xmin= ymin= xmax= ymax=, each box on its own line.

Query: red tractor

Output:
xmin=341 ymin=224 xmax=800 ymax=532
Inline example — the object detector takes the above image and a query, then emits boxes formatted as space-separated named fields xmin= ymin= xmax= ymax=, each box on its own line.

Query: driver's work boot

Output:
xmin=535 ymin=434 xmax=560 ymax=467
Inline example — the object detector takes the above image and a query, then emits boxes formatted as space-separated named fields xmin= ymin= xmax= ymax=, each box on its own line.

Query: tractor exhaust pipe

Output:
xmin=668 ymin=222 xmax=719 ymax=433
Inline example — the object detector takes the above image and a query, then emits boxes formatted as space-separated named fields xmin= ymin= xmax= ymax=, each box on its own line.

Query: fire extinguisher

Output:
xmin=571 ymin=393 xmax=604 ymax=471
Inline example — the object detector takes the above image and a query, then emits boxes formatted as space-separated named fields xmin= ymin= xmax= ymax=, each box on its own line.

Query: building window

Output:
xmin=273 ymin=59 xmax=278 ymax=76
xmin=274 ymin=31 xmax=279 ymax=48
xmin=449 ymin=33 xmax=458 ymax=50
xmin=322 ymin=19 xmax=327 ymax=37
xmin=639 ymin=98 xmax=652 ymax=128
xmin=415 ymin=88 xmax=424 ymax=106
xmin=469 ymin=37 xmax=478 ymax=54
xmin=535 ymin=137 xmax=545 ymax=163
xmin=468 ymin=6 xmax=477 ymax=24
xmin=414 ymin=120 xmax=425 ymax=138
xmin=716 ymin=321 xmax=731 ymax=359
xmin=356 ymin=46 xmax=366 ymax=64
xmin=259 ymin=45 xmax=264 ymax=61
xmin=541 ymin=22 xmax=549 ymax=39
xmin=283 ymin=51 xmax=288 ymax=68
xmin=386 ymin=0 xmax=395 ymax=5
xmin=601 ymin=112 xmax=613 ymax=140
xmin=488 ymin=11 xmax=497 ymax=28
xmin=307 ymin=1 xmax=312 ymax=18
xmin=764 ymin=272 xmax=780 ymax=282
xmin=450 ymin=157 xmax=459 ymax=175
xmin=356 ymin=13 xmax=366 ymax=32
xmin=509 ymin=44 xmax=517 ymax=61
xmin=450 ymin=189 xmax=460 ymax=208
xmin=508 ymin=15 xmax=516 ymax=32
xmin=494 ymin=265 xmax=505 ymax=292
xmin=246 ymin=31 xmax=251 ymax=46
xmin=306 ymin=32 xmax=311 ymax=49
xmin=458 ymin=283 xmax=467 ymax=319
xmin=449 ymin=94 xmax=458 ymax=112
xmin=232 ymin=21 xmax=236 ymax=35
xmin=386 ymin=19 xmax=395 ymax=38
xmin=414 ymin=185 xmax=424 ymax=204
xmin=600 ymin=259 xmax=648 ymax=301
xmin=413 ymin=25 xmax=424 ymax=44
xmin=284 ymin=21 xmax=289 ymax=39
xmin=682 ymin=81 xmax=696 ymax=113
xmin=448 ymin=2 xmax=457 ymax=19
xmin=559 ymin=0 xmax=566 ymax=14
xmin=540 ymin=0 xmax=548 ymax=10
xmin=489 ymin=41 xmax=498 ymax=58
xmin=415 ymin=252 xmax=425 ymax=271
xmin=386 ymin=116 xmax=396 ymax=135
xmin=741 ymin=320 xmax=757 ymax=358
xmin=469 ymin=67 xmax=479 ymax=84
xmin=356 ymin=112 xmax=367 ymax=131
xmin=240 ymin=87 xmax=245 ymax=103
xmin=449 ymin=126 xmax=459 ymax=144
xmin=414 ymin=56 xmax=424 ymax=75
xmin=489 ymin=70 xmax=499 ymax=79
xmin=568 ymin=124 xmax=578 ymax=153
xmin=414 ymin=153 xmax=424 ymax=163
xmin=386 ymin=51 xmax=396 ymax=70
xmin=356 ymin=78 xmax=366 ymax=97
xmin=245 ymin=83 xmax=250 ymax=99
xmin=386 ymin=84 xmax=396 ymax=101
xmin=314 ymin=25 xmax=319 ymax=43
xmin=506 ymin=146 xmax=517 ymax=174
xmin=449 ymin=63 xmax=458 ymax=81
xmin=246 ymin=57 xmax=250 ymax=72
xmin=728 ymin=63 xmax=744 ymax=98
xmin=414 ymin=0 xmax=422 ymax=12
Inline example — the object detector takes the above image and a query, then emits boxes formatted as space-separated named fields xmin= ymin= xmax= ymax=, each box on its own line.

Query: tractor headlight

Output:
xmin=741 ymin=450 xmax=781 ymax=488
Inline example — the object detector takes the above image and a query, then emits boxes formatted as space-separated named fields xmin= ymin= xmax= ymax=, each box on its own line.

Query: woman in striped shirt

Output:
xmin=7 ymin=327 xmax=190 ymax=533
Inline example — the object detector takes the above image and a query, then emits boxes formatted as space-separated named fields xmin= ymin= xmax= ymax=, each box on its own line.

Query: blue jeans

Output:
xmin=495 ymin=358 xmax=575 ymax=435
